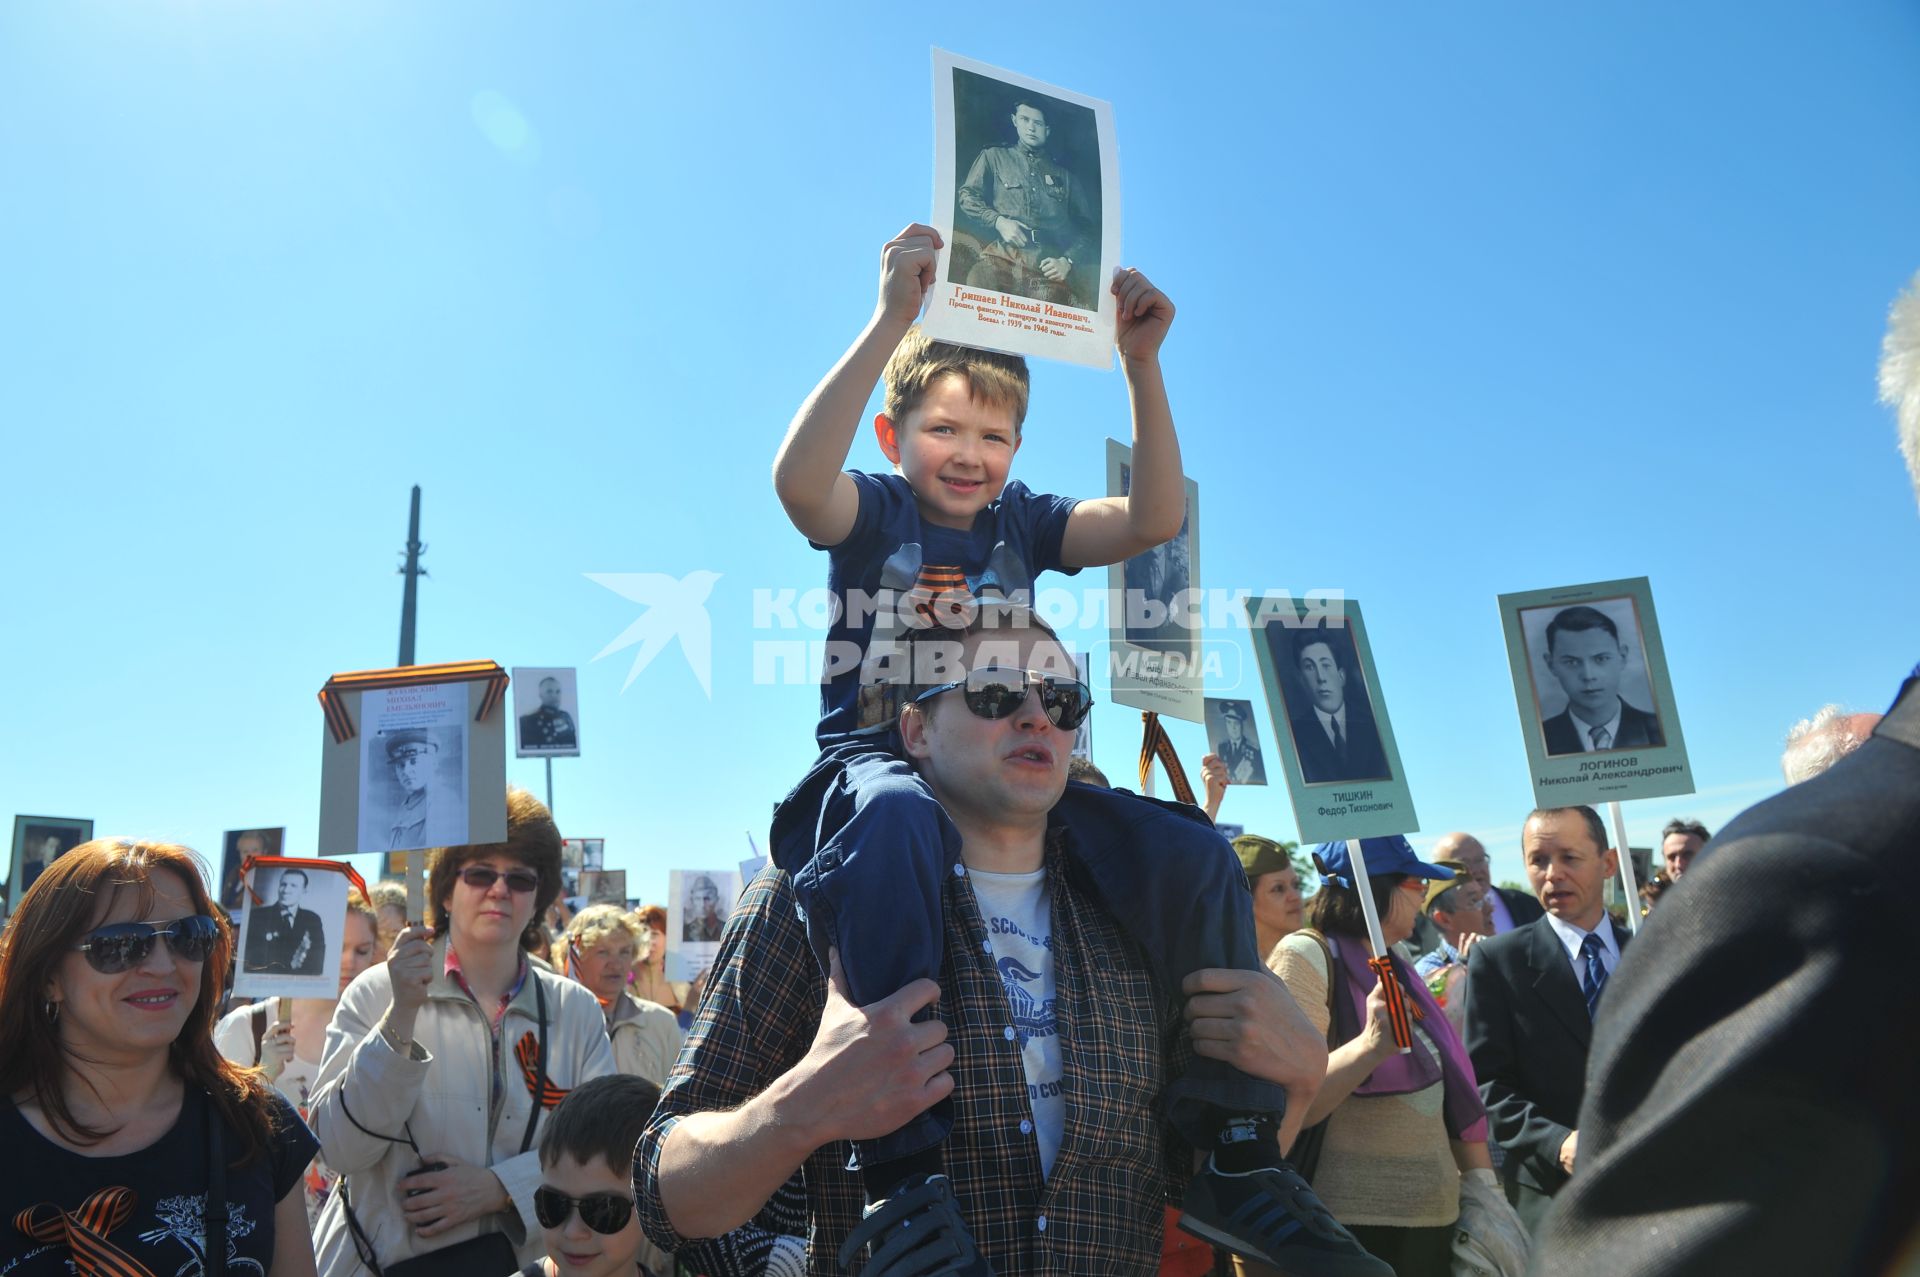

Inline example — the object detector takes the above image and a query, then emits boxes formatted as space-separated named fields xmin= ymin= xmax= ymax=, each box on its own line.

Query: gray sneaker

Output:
xmin=836 ymin=1173 xmax=994 ymax=1276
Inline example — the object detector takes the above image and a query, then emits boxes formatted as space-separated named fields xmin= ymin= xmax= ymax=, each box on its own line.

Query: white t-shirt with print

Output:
xmin=968 ymin=865 xmax=1065 ymax=1179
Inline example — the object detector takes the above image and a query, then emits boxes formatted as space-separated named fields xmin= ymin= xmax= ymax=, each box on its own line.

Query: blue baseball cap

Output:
xmin=1310 ymin=837 xmax=1455 ymax=890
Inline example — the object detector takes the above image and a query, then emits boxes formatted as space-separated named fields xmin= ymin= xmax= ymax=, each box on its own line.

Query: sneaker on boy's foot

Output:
xmin=1178 ymin=1154 xmax=1392 ymax=1277
xmin=836 ymin=1172 xmax=994 ymax=1276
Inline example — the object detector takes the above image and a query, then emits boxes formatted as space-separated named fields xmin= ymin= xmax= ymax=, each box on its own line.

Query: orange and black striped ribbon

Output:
xmin=14 ymin=1188 xmax=154 ymax=1277
xmin=1137 ymin=712 xmax=1197 ymax=807
xmin=1368 ymin=955 xmax=1422 ymax=1050
xmin=515 ymin=1031 xmax=569 ymax=1110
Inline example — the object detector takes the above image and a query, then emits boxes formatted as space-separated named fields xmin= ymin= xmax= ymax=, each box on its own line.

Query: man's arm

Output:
xmin=956 ymin=149 xmax=1006 ymax=236
xmin=1180 ymin=966 xmax=1326 ymax=1153
xmin=771 ymin=225 xmax=942 ymax=547
xmin=1463 ymin=945 xmax=1572 ymax=1188
xmin=1060 ymin=269 xmax=1184 ymax=567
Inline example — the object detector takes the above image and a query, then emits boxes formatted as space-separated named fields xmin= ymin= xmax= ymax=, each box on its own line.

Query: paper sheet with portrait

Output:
xmin=357 ymin=681 xmax=470 ymax=855
xmin=1497 ymin=576 xmax=1693 ymax=808
xmin=233 ymin=857 xmax=353 ymax=1000
xmin=923 ymin=49 xmax=1121 ymax=369
xmin=665 ymin=867 xmax=742 ymax=982
xmin=1106 ymin=440 xmax=1204 ymax=722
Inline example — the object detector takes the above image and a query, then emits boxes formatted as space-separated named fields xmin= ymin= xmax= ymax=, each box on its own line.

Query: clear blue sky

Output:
xmin=5 ymin=1 xmax=1918 ymax=901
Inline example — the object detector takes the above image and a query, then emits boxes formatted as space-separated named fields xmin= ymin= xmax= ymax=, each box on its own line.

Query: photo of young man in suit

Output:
xmin=1282 ymin=626 xmax=1391 ymax=784
xmin=1534 ymin=604 xmax=1665 ymax=757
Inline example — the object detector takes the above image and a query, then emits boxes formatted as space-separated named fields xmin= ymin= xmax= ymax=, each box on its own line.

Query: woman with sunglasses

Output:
xmin=0 ymin=839 xmax=320 ymax=1277
xmin=308 ymin=789 xmax=616 ymax=1277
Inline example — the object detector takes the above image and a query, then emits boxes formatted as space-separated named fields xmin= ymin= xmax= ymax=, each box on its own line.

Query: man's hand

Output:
xmin=1457 ymin=931 xmax=1485 ymax=959
xmin=877 ymin=224 xmax=943 ymax=327
xmin=398 ymin=1152 xmax=510 ymax=1238
xmin=1181 ymin=967 xmax=1326 ymax=1101
xmin=1039 ymin=255 xmax=1072 ymax=282
xmin=1201 ymin=754 xmax=1228 ymax=822
xmin=1559 ymin=1129 xmax=1579 ymax=1173
xmin=788 ymin=949 xmax=955 ymax=1147
xmin=994 ymin=215 xmax=1030 ymax=247
xmin=1113 ymin=267 xmax=1174 ymax=364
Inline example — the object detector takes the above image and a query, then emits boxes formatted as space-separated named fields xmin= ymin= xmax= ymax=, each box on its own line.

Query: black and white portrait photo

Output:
xmin=1118 ymin=461 xmax=1195 ymax=656
xmin=233 ymin=858 xmax=352 ymax=999
xmin=947 ymin=70 xmax=1102 ymax=313
xmin=357 ymin=680 xmax=470 ymax=855
xmin=7 ymin=815 xmax=92 ymax=911
xmin=1271 ymin=622 xmax=1392 ymax=785
xmin=1520 ymin=598 xmax=1666 ymax=758
xmin=681 ymin=874 xmax=725 ymax=943
xmin=217 ymin=827 xmax=285 ymax=913
xmin=581 ymin=868 xmax=626 ymax=909
xmin=1204 ymin=697 xmax=1268 ymax=786
xmin=512 ymin=666 xmax=581 ymax=758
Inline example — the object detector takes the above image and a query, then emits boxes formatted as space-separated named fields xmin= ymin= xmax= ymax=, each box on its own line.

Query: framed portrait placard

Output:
xmin=7 ymin=815 xmax=93 ymax=914
xmin=512 ymin=666 xmax=581 ymax=759
xmin=217 ymin=827 xmax=286 ymax=913
xmin=232 ymin=856 xmax=365 ymax=1001
xmin=580 ymin=867 xmax=626 ymax=909
xmin=1498 ymin=576 xmax=1693 ymax=808
xmin=316 ymin=661 xmax=509 ymax=860
xmin=1245 ymin=595 xmax=1419 ymax=843
xmin=1105 ymin=439 xmax=1204 ymax=722
xmin=1204 ymin=697 xmax=1268 ymax=786
xmin=922 ymin=48 xmax=1120 ymax=369
xmin=561 ymin=837 xmax=604 ymax=908
xmin=666 ymin=868 xmax=742 ymax=982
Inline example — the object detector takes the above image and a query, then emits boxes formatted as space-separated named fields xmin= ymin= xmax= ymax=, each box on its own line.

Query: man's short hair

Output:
xmin=1067 ymin=756 xmax=1109 ymax=787
xmin=427 ymin=786 xmax=564 ymax=936
xmin=1011 ymin=99 xmax=1048 ymax=122
xmin=1878 ymin=269 xmax=1920 ymax=504
xmin=1526 ymin=805 xmax=1610 ymax=854
xmin=1781 ymin=704 xmax=1872 ymax=784
xmin=1660 ymin=818 xmax=1710 ymax=845
xmin=278 ymin=868 xmax=309 ymax=888
xmin=881 ymin=326 xmax=1030 ymax=436
xmin=1544 ymin=606 xmax=1619 ymax=654
xmin=538 ymin=1072 xmax=661 ymax=1172
xmin=539 ymin=676 xmax=560 ymax=689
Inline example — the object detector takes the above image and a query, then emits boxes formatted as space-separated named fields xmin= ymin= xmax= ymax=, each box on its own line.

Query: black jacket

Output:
xmin=1541 ymin=700 xmax=1664 ymax=757
xmin=1290 ymin=698 xmax=1391 ymax=784
xmin=1532 ymin=672 xmax=1920 ymax=1275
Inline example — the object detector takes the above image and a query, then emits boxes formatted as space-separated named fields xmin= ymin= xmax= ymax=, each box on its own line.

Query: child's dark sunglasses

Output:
xmin=73 ymin=915 xmax=220 ymax=974
xmin=533 ymin=1187 xmax=634 ymax=1234
xmin=911 ymin=666 xmax=1094 ymax=732
xmin=457 ymin=865 xmax=540 ymax=893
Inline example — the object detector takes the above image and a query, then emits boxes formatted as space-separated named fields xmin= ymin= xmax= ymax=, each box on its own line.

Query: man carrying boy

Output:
xmin=636 ymin=606 xmax=1384 ymax=1276
xmin=716 ymin=235 xmax=1386 ymax=1271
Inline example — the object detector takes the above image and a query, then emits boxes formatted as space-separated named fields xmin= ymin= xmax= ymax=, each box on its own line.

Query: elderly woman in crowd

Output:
xmin=215 ymin=886 xmax=381 ymax=1224
xmin=1268 ymin=837 xmax=1497 ymax=1277
xmin=1234 ymin=833 xmax=1307 ymax=964
xmin=0 ymin=839 xmax=319 ymax=1277
xmin=308 ymin=789 xmax=614 ymax=1277
xmin=562 ymin=904 xmax=682 ymax=1087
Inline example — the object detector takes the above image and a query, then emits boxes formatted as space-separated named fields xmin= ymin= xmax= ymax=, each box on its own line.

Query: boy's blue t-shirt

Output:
xmin=813 ymin=470 xmax=1080 ymax=742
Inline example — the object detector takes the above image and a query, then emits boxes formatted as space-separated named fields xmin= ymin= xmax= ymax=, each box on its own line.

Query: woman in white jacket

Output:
xmin=308 ymin=790 xmax=616 ymax=1277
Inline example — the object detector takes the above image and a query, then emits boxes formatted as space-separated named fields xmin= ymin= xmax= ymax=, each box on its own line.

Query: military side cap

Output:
xmin=1233 ymin=834 xmax=1295 ymax=881
xmin=1424 ymin=859 xmax=1469 ymax=910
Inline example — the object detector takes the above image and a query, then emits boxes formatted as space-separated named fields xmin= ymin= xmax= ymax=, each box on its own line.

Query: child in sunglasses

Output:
xmin=523 ymin=1075 xmax=669 ymax=1277
xmin=761 ymin=226 xmax=1379 ymax=1275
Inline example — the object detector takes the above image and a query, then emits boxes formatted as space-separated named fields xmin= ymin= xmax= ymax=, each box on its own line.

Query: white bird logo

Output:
xmin=586 ymin=571 xmax=721 ymax=697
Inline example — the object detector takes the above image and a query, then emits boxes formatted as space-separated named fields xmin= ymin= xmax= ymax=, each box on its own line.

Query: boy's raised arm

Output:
xmin=1060 ymin=268 xmax=1187 ymax=567
xmin=772 ymin=224 xmax=943 ymax=547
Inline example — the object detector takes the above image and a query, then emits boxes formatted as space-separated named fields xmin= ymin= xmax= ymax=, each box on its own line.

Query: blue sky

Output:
xmin=5 ymin=1 xmax=1918 ymax=902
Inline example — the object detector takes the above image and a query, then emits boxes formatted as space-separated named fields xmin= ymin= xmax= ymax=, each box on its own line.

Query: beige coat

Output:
xmin=607 ymin=991 xmax=682 ymax=1087
xmin=309 ymin=940 xmax=616 ymax=1277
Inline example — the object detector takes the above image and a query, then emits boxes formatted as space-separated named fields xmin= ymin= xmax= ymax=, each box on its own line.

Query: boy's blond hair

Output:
xmin=882 ymin=326 xmax=1030 ymax=433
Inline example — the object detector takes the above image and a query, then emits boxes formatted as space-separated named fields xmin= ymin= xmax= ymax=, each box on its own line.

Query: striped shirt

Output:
xmin=633 ymin=831 xmax=1195 ymax=1275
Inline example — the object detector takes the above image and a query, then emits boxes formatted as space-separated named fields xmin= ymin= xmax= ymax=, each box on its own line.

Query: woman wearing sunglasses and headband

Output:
xmin=0 ymin=839 xmax=320 ymax=1277
xmin=308 ymin=789 xmax=615 ymax=1277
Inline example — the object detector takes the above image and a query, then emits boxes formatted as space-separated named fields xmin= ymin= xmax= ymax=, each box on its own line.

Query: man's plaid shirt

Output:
xmin=634 ymin=829 xmax=1197 ymax=1275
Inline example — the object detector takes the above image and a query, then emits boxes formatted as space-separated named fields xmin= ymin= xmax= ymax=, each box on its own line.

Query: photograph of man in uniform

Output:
xmin=519 ymin=675 xmax=578 ymax=751
xmin=219 ymin=828 xmax=281 ymax=912
xmin=377 ymin=727 xmax=464 ymax=851
xmin=1118 ymin=462 xmax=1194 ymax=657
xmin=682 ymin=875 xmax=725 ymax=942
xmin=1281 ymin=626 xmax=1391 ymax=784
xmin=243 ymin=867 xmax=326 ymax=976
xmin=1532 ymin=603 xmax=1665 ymax=757
xmin=951 ymin=73 xmax=1100 ymax=311
xmin=9 ymin=818 xmax=91 ymax=906
xmin=1206 ymin=698 xmax=1267 ymax=785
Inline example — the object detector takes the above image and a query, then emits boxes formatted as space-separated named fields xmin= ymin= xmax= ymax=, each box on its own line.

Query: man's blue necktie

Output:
xmin=1580 ymin=932 xmax=1608 ymax=1019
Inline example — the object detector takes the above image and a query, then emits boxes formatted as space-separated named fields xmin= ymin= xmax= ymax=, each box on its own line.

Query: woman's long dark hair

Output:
xmin=1305 ymin=871 xmax=1410 ymax=941
xmin=0 ymin=839 xmax=277 ymax=1164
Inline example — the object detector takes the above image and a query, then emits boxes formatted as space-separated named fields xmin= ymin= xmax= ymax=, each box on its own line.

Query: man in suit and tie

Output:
xmin=1536 ymin=606 xmax=1665 ymax=757
xmin=1287 ymin=630 xmax=1391 ymax=783
xmin=1531 ymin=270 xmax=1920 ymax=1275
xmin=1464 ymin=804 xmax=1628 ymax=1233
xmin=244 ymin=867 xmax=327 ymax=975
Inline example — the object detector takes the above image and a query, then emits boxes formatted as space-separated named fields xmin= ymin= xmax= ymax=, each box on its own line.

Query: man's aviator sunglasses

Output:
xmin=911 ymin=666 xmax=1094 ymax=732
xmin=74 ymin=915 xmax=220 ymax=974
xmin=533 ymin=1187 xmax=633 ymax=1234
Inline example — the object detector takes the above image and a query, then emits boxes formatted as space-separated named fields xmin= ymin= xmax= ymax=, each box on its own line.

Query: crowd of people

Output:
xmin=2 ymin=250 xmax=1916 ymax=1277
